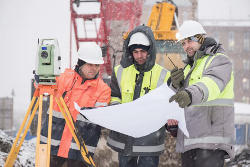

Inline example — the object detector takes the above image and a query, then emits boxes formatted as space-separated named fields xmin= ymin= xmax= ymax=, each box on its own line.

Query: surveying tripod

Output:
xmin=4 ymin=84 xmax=96 ymax=167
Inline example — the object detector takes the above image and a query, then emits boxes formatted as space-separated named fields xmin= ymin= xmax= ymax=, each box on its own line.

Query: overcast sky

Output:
xmin=0 ymin=0 xmax=71 ymax=126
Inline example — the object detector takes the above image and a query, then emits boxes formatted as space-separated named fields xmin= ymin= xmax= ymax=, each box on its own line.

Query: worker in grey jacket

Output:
xmin=168 ymin=20 xmax=235 ymax=167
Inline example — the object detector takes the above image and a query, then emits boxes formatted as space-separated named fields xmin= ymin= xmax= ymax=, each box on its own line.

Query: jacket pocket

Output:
xmin=122 ymin=87 xmax=134 ymax=103
xmin=211 ymin=106 xmax=234 ymax=136
xmin=186 ymin=106 xmax=212 ymax=137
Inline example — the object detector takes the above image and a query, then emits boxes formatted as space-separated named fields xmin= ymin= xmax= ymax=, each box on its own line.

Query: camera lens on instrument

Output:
xmin=41 ymin=51 xmax=48 ymax=59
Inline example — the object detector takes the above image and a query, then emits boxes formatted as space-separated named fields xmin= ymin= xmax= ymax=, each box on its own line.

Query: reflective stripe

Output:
xmin=95 ymin=102 xmax=108 ymax=107
xmin=107 ymin=137 xmax=165 ymax=153
xmin=132 ymin=144 xmax=165 ymax=153
xmin=47 ymin=110 xmax=64 ymax=119
xmin=48 ymin=110 xmax=91 ymax=123
xmin=203 ymin=54 xmax=227 ymax=92
xmin=70 ymin=142 xmax=96 ymax=153
xmin=40 ymin=135 xmax=60 ymax=146
xmin=193 ymin=98 xmax=234 ymax=106
xmin=194 ymin=82 xmax=209 ymax=102
xmin=40 ymin=135 xmax=96 ymax=153
xmin=203 ymin=55 xmax=214 ymax=72
xmin=184 ymin=136 xmax=233 ymax=146
xmin=199 ymin=76 xmax=221 ymax=101
xmin=107 ymin=136 xmax=125 ymax=149
xmin=157 ymin=69 xmax=168 ymax=87
xmin=116 ymin=65 xmax=123 ymax=93
xmin=204 ymin=75 xmax=225 ymax=92
xmin=110 ymin=101 xmax=121 ymax=105
xmin=204 ymin=53 xmax=225 ymax=70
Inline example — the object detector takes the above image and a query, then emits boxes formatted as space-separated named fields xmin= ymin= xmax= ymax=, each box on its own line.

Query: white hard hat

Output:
xmin=78 ymin=43 xmax=104 ymax=64
xmin=177 ymin=20 xmax=206 ymax=41
xmin=128 ymin=32 xmax=150 ymax=46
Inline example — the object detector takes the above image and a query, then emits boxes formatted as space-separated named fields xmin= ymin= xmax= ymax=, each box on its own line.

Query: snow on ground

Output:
xmin=0 ymin=130 xmax=35 ymax=167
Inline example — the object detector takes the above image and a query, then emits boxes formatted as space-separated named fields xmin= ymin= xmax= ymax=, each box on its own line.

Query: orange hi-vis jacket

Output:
xmin=40 ymin=69 xmax=111 ymax=160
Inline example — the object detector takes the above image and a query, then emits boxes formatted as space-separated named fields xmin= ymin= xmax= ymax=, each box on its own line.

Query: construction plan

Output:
xmin=74 ymin=84 xmax=189 ymax=138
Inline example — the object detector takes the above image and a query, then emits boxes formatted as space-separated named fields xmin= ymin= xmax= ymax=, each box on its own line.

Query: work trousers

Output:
xmin=50 ymin=155 xmax=87 ymax=167
xmin=181 ymin=148 xmax=225 ymax=167
xmin=118 ymin=153 xmax=159 ymax=167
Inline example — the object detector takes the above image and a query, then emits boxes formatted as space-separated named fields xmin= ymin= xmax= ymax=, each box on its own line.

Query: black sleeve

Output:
xmin=110 ymin=70 xmax=121 ymax=99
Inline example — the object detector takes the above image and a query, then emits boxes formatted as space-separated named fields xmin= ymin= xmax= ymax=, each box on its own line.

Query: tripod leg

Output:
xmin=55 ymin=97 xmax=95 ymax=166
xmin=46 ymin=95 xmax=53 ymax=167
xmin=59 ymin=97 xmax=96 ymax=166
xmin=4 ymin=96 xmax=38 ymax=167
xmin=35 ymin=94 xmax=48 ymax=167
xmin=56 ymin=97 xmax=95 ymax=166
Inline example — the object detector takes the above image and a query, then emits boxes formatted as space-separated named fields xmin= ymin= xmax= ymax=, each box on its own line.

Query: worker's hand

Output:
xmin=170 ymin=67 xmax=184 ymax=89
xmin=169 ymin=90 xmax=192 ymax=108
xmin=165 ymin=119 xmax=179 ymax=137
xmin=167 ymin=119 xmax=178 ymax=126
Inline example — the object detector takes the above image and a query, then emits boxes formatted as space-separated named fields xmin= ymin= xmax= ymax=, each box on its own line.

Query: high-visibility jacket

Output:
xmin=40 ymin=69 xmax=111 ymax=161
xmin=171 ymin=50 xmax=235 ymax=159
xmin=107 ymin=64 xmax=170 ymax=156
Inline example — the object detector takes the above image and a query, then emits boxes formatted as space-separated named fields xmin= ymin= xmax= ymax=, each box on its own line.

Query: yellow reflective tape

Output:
xmin=199 ymin=76 xmax=221 ymax=102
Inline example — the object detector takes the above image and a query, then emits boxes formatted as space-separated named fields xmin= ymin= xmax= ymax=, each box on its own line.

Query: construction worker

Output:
xmin=107 ymin=25 xmax=170 ymax=167
xmin=168 ymin=20 xmax=234 ymax=167
xmin=40 ymin=43 xmax=111 ymax=167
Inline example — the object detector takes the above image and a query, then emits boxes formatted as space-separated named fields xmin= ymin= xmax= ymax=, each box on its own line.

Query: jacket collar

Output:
xmin=75 ymin=72 xmax=99 ymax=88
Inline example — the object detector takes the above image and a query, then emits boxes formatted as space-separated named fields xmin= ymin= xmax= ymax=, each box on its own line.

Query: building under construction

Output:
xmin=0 ymin=97 xmax=13 ymax=131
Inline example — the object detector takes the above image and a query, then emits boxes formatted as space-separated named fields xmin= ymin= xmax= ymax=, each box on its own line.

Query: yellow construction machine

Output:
xmin=124 ymin=0 xmax=185 ymax=70
xmin=147 ymin=0 xmax=185 ymax=70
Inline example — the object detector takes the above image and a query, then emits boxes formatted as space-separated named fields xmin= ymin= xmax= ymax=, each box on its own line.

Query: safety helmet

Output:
xmin=128 ymin=32 xmax=150 ymax=46
xmin=177 ymin=20 xmax=206 ymax=41
xmin=77 ymin=43 xmax=104 ymax=64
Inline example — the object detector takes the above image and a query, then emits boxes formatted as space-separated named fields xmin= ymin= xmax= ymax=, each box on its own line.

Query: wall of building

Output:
xmin=204 ymin=26 xmax=250 ymax=103
xmin=0 ymin=97 xmax=13 ymax=130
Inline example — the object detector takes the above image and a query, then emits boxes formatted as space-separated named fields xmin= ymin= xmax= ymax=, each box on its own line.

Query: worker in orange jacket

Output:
xmin=40 ymin=43 xmax=111 ymax=167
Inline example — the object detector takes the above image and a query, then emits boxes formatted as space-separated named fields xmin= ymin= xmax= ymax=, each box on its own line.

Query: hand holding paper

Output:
xmin=74 ymin=84 xmax=189 ymax=138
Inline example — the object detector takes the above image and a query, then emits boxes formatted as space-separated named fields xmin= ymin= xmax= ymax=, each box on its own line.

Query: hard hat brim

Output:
xmin=80 ymin=58 xmax=104 ymax=65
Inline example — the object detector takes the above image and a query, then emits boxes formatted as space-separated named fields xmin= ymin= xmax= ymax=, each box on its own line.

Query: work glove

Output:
xmin=165 ymin=124 xmax=178 ymax=137
xmin=170 ymin=67 xmax=184 ymax=89
xmin=169 ymin=90 xmax=192 ymax=108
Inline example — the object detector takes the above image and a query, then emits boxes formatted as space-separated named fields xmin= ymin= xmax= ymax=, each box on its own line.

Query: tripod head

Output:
xmin=35 ymin=39 xmax=61 ymax=85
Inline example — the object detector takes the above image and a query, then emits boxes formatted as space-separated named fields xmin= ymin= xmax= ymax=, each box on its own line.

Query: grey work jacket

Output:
xmin=170 ymin=47 xmax=235 ymax=159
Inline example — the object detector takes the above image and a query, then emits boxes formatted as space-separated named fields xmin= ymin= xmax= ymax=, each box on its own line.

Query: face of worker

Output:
xmin=132 ymin=48 xmax=148 ymax=65
xmin=80 ymin=63 xmax=100 ymax=79
xmin=181 ymin=38 xmax=201 ymax=57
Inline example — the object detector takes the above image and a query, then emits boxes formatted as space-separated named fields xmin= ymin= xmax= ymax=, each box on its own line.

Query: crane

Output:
xmin=69 ymin=0 xmax=144 ymax=82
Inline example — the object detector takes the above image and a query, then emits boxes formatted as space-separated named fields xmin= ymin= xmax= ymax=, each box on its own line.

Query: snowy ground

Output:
xmin=1 ymin=129 xmax=250 ymax=167
xmin=0 ymin=130 xmax=35 ymax=167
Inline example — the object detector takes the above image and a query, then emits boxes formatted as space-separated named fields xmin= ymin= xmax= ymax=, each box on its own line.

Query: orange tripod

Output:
xmin=4 ymin=84 xmax=95 ymax=167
